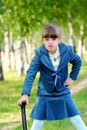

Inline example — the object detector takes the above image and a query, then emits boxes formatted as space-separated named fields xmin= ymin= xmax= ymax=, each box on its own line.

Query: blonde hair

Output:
xmin=42 ymin=23 xmax=62 ymax=39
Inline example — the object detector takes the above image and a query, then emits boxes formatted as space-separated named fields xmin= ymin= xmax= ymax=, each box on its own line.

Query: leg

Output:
xmin=70 ymin=115 xmax=87 ymax=130
xmin=31 ymin=119 xmax=44 ymax=130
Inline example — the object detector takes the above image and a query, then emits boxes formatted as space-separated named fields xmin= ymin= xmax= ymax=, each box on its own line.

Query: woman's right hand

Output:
xmin=17 ymin=94 xmax=28 ymax=106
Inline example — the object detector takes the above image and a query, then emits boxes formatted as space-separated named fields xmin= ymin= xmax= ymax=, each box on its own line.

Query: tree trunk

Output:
xmin=4 ymin=31 xmax=11 ymax=72
xmin=24 ymin=40 xmax=29 ymax=64
xmin=68 ymin=13 xmax=76 ymax=53
xmin=10 ymin=32 xmax=16 ymax=71
xmin=16 ymin=40 xmax=25 ymax=76
xmin=0 ymin=46 xmax=4 ymax=80
xmin=77 ymin=24 xmax=84 ymax=58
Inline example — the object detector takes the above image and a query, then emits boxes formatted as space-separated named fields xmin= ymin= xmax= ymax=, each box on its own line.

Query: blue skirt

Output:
xmin=30 ymin=94 xmax=80 ymax=120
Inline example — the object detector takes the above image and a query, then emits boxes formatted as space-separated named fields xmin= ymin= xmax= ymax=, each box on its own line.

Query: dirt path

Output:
xmin=0 ymin=122 xmax=20 ymax=130
xmin=71 ymin=77 xmax=87 ymax=94
xmin=1 ymin=77 xmax=87 ymax=130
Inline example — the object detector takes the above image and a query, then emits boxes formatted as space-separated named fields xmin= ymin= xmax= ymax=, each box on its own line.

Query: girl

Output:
xmin=18 ymin=24 xmax=87 ymax=130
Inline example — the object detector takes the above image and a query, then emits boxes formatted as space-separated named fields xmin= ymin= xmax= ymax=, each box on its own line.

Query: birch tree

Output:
xmin=0 ymin=45 xmax=4 ymax=80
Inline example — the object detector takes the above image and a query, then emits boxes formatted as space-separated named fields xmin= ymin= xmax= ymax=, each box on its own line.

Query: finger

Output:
xmin=17 ymin=100 xmax=22 ymax=106
xmin=64 ymin=82 xmax=68 ymax=85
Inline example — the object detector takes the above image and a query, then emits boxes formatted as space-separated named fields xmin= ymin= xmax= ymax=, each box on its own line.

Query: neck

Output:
xmin=49 ymin=46 xmax=59 ymax=55
xmin=49 ymin=50 xmax=57 ymax=55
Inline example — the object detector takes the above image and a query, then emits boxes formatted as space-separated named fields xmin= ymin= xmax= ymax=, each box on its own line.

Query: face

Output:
xmin=43 ymin=37 xmax=60 ymax=54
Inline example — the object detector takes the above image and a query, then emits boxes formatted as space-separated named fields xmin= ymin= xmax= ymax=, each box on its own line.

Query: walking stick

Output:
xmin=21 ymin=101 xmax=27 ymax=130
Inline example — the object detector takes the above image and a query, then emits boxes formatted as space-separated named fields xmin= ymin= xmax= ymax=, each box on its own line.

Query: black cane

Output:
xmin=21 ymin=101 xmax=27 ymax=130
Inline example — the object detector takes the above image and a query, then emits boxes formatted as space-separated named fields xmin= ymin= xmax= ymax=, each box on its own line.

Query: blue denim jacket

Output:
xmin=22 ymin=43 xmax=82 ymax=96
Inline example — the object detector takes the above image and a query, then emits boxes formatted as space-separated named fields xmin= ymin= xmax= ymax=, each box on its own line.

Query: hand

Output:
xmin=17 ymin=94 xmax=28 ymax=106
xmin=64 ymin=77 xmax=73 ymax=88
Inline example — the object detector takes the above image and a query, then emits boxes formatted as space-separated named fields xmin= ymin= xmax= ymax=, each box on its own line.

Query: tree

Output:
xmin=0 ymin=45 xmax=4 ymax=80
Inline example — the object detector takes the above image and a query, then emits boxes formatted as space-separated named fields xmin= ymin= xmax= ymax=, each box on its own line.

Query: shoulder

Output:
xmin=60 ymin=42 xmax=72 ymax=50
xmin=59 ymin=42 xmax=73 ymax=55
xmin=62 ymin=43 xmax=76 ymax=56
xmin=34 ymin=45 xmax=48 ymax=56
xmin=60 ymin=42 xmax=82 ymax=62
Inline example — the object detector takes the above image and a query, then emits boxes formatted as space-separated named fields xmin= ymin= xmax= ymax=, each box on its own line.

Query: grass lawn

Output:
xmin=0 ymin=61 xmax=87 ymax=130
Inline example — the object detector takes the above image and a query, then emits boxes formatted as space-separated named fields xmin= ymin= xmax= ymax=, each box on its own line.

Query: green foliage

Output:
xmin=0 ymin=0 xmax=87 ymax=53
xmin=0 ymin=0 xmax=5 ymax=15
xmin=0 ymin=0 xmax=86 ymax=38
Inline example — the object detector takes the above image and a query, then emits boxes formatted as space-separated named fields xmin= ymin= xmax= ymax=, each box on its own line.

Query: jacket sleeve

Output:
xmin=22 ymin=50 xmax=40 ymax=95
xmin=68 ymin=46 xmax=82 ymax=80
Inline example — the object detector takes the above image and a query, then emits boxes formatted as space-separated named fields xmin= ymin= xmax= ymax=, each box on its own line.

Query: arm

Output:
xmin=17 ymin=53 xmax=40 ymax=106
xmin=64 ymin=46 xmax=82 ymax=87
xmin=69 ymin=48 xmax=82 ymax=80
xmin=22 ymin=54 xmax=40 ymax=95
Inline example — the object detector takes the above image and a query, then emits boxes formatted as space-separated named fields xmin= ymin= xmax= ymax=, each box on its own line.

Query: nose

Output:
xmin=48 ymin=38 xmax=53 ymax=44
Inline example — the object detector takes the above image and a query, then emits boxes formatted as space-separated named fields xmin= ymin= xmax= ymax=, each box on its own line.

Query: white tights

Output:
xmin=31 ymin=119 xmax=44 ymax=130
xmin=70 ymin=115 xmax=87 ymax=130
xmin=31 ymin=115 xmax=87 ymax=130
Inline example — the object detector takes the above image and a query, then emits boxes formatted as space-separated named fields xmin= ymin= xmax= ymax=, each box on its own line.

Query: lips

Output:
xmin=49 ymin=45 xmax=53 ymax=48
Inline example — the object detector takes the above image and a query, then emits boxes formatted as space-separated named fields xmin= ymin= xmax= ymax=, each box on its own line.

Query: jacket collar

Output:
xmin=39 ymin=43 xmax=68 ymax=72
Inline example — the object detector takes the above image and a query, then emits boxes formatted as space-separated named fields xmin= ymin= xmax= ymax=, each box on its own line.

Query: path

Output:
xmin=1 ymin=122 xmax=20 ymax=130
xmin=71 ymin=77 xmax=87 ymax=94
xmin=1 ymin=77 xmax=87 ymax=130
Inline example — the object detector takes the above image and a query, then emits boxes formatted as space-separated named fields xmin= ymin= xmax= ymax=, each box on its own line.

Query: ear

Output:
xmin=59 ymin=37 xmax=62 ymax=42
xmin=42 ymin=38 xmax=45 ymax=44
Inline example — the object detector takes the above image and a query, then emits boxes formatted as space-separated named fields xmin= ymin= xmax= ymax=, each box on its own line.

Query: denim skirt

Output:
xmin=30 ymin=94 xmax=80 ymax=120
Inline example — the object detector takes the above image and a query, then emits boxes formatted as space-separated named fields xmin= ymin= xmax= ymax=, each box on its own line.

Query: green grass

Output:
xmin=0 ymin=71 xmax=24 ymax=128
xmin=0 ymin=61 xmax=87 ymax=130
